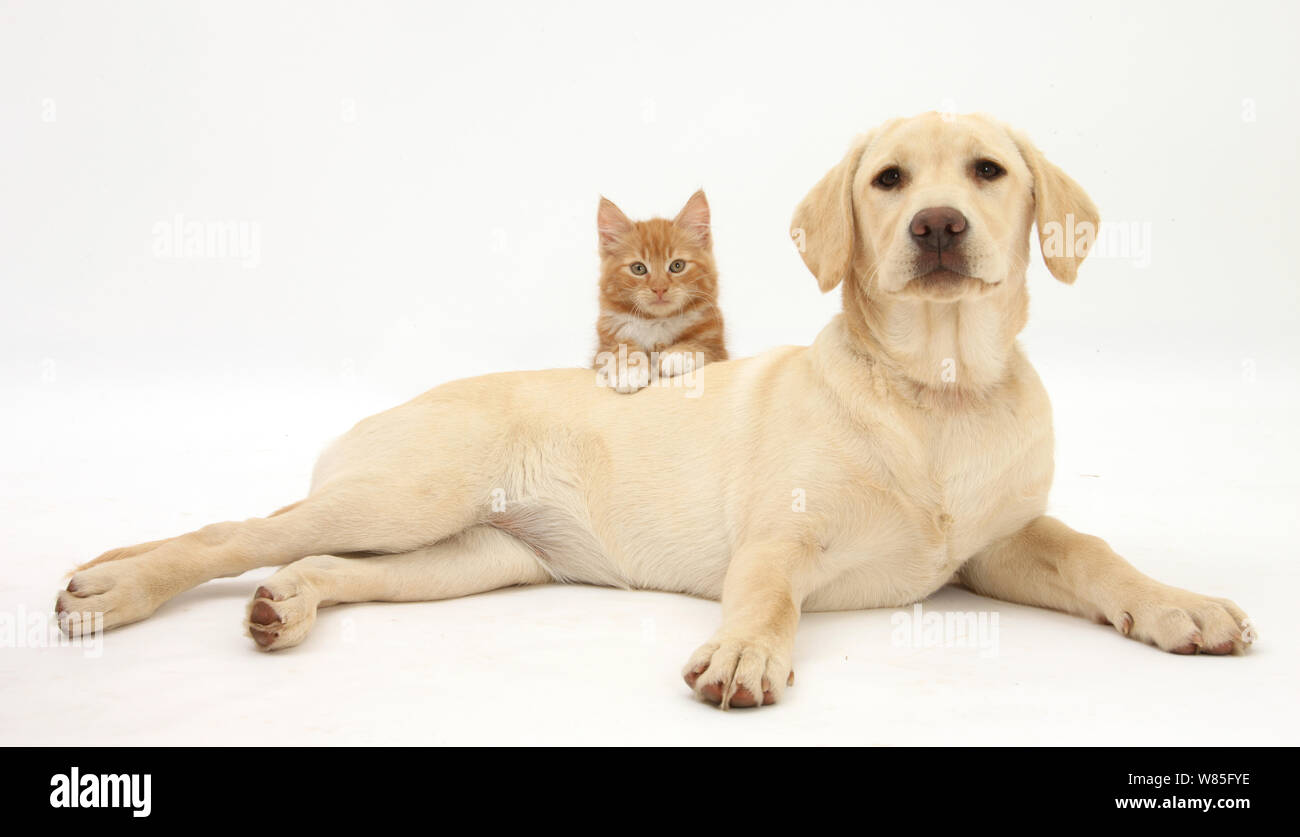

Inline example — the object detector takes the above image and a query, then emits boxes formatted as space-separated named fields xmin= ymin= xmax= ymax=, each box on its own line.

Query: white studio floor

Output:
xmin=2 ymin=340 xmax=1297 ymax=747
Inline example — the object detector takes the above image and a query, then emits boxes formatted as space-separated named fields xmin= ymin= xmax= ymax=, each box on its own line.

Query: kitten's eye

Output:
xmin=668 ymin=259 xmax=686 ymax=273
xmin=630 ymin=262 xmax=647 ymax=275
xmin=874 ymin=167 xmax=902 ymax=189
xmin=974 ymin=159 xmax=1005 ymax=180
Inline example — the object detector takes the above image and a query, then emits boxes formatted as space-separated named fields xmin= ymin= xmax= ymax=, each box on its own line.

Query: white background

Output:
xmin=1 ymin=0 xmax=1297 ymax=745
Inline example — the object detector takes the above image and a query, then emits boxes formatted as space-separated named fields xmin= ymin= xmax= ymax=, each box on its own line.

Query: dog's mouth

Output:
xmin=899 ymin=260 xmax=998 ymax=300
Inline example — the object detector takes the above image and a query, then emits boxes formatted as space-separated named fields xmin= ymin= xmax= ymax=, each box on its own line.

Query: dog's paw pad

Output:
xmin=249 ymin=627 xmax=280 ymax=647
xmin=245 ymin=577 xmax=320 ymax=651
xmin=249 ymin=600 xmax=280 ymax=626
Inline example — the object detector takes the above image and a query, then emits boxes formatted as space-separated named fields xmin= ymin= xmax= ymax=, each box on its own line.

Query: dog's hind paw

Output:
xmin=56 ymin=558 xmax=164 ymax=635
xmin=246 ymin=573 xmax=323 ymax=651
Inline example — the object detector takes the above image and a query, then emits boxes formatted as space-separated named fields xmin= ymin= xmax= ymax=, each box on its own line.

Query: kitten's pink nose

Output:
xmin=652 ymin=288 xmax=668 ymax=301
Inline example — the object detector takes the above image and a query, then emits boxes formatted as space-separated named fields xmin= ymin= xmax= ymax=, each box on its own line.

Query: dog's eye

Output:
xmin=668 ymin=259 xmax=686 ymax=273
xmin=874 ymin=167 xmax=902 ymax=189
xmin=974 ymin=160 xmax=1005 ymax=180
xmin=630 ymin=262 xmax=648 ymax=275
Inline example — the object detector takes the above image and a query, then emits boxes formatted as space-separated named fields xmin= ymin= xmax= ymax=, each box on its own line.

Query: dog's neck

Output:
xmin=839 ymin=277 xmax=1029 ymax=405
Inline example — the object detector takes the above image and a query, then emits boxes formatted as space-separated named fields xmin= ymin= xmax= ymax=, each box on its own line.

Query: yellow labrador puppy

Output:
xmin=58 ymin=112 xmax=1251 ymax=709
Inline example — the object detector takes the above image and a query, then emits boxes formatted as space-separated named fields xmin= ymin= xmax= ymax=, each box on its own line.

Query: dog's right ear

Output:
xmin=597 ymin=197 xmax=633 ymax=255
xmin=1009 ymin=129 xmax=1100 ymax=284
xmin=790 ymin=134 xmax=872 ymax=293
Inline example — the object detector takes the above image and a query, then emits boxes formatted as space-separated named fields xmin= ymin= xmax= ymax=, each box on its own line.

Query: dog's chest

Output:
xmin=823 ymin=402 xmax=1050 ymax=597
xmin=939 ymin=408 xmax=1053 ymax=554
xmin=807 ymin=412 xmax=1050 ymax=613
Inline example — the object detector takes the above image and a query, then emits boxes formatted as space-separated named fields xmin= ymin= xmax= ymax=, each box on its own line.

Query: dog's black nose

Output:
xmin=909 ymin=207 xmax=968 ymax=252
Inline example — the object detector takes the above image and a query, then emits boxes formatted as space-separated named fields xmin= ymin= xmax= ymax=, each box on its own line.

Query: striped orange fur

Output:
xmin=591 ymin=190 xmax=727 ymax=383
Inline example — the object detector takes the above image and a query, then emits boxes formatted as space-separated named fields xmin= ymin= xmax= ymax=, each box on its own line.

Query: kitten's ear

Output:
xmin=597 ymin=197 xmax=633 ymax=254
xmin=673 ymin=189 xmax=711 ymax=248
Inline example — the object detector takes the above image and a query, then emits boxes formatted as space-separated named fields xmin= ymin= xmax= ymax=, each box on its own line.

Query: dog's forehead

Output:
xmin=865 ymin=113 xmax=1018 ymax=165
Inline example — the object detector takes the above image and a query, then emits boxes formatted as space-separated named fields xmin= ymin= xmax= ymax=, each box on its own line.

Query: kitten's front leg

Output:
xmin=658 ymin=346 xmax=698 ymax=379
xmin=659 ymin=336 xmax=727 ymax=379
xmin=594 ymin=343 xmax=651 ymax=393
xmin=658 ymin=342 xmax=714 ymax=378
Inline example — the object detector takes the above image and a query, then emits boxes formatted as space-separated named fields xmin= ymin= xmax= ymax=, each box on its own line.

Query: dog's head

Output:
xmin=792 ymin=112 xmax=1098 ymax=303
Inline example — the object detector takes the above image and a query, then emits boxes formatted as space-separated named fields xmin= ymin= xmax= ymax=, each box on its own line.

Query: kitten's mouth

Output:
xmin=640 ymin=299 xmax=679 ymax=315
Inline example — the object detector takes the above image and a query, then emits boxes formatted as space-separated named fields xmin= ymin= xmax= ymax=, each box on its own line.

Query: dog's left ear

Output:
xmin=790 ymin=133 xmax=873 ymax=293
xmin=1010 ymin=130 xmax=1100 ymax=284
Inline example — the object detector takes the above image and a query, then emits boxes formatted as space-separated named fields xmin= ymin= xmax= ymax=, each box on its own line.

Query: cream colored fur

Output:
xmin=57 ymin=113 xmax=1251 ymax=709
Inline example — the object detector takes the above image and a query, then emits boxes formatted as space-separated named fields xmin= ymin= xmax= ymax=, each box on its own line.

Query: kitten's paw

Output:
xmin=597 ymin=363 xmax=650 ymax=393
xmin=659 ymin=351 xmax=697 ymax=378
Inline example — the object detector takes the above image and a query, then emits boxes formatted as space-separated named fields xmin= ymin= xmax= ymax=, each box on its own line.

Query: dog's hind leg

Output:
xmin=245 ymin=524 xmax=551 ymax=650
xmin=57 ymin=481 xmax=487 ymax=636
xmin=71 ymin=501 xmax=307 ymax=574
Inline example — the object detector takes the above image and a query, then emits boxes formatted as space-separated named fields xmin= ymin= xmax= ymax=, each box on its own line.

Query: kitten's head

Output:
xmin=597 ymin=190 xmax=717 ymax=318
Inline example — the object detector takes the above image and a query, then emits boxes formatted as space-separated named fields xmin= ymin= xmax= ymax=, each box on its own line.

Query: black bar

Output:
xmin=6 ymin=747 xmax=1283 ymax=823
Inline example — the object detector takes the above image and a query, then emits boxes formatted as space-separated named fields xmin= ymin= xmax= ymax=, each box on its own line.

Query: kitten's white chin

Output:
xmin=640 ymin=301 xmax=680 ymax=317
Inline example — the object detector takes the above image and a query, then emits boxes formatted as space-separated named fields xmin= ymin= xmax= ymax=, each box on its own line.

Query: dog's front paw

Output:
xmin=682 ymin=637 xmax=793 ymax=709
xmin=1105 ymin=585 xmax=1253 ymax=655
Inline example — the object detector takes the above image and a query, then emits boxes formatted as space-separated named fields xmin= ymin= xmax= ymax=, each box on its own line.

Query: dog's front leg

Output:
xmin=682 ymin=541 xmax=807 ymax=709
xmin=959 ymin=516 xmax=1253 ymax=655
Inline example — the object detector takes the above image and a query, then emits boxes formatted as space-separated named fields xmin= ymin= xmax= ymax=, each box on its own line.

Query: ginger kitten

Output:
xmin=592 ymin=190 xmax=727 ymax=393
